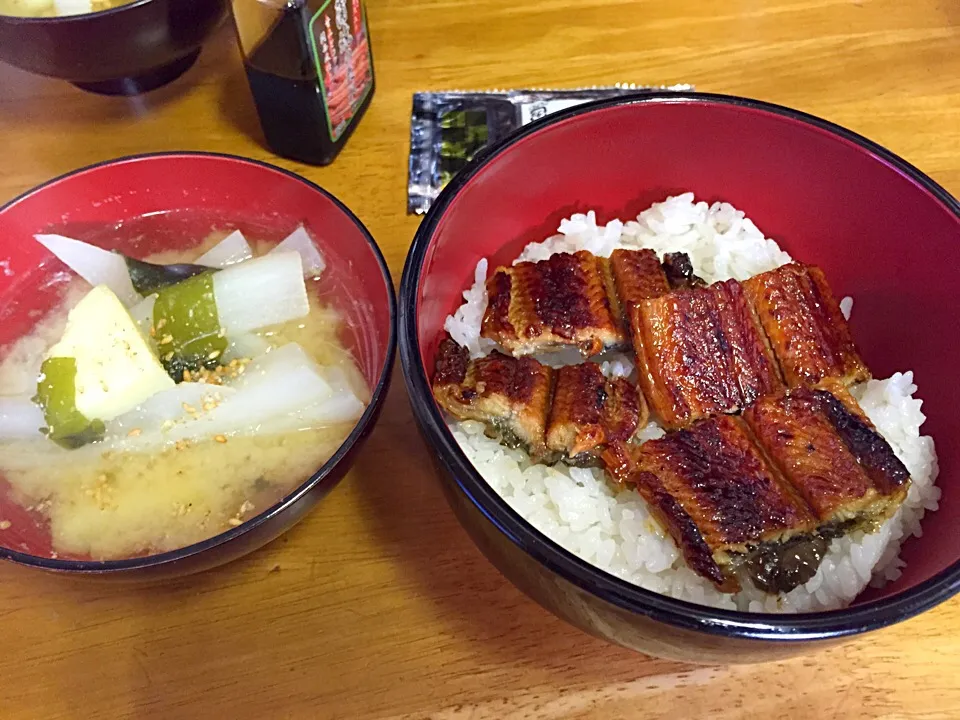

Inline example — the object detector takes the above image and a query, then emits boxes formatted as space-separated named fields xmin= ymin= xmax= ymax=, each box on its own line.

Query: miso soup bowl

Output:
xmin=0 ymin=152 xmax=395 ymax=580
xmin=398 ymin=92 xmax=960 ymax=663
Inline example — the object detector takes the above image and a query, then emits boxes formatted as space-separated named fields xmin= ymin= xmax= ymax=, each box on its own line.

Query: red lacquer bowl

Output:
xmin=399 ymin=92 xmax=960 ymax=662
xmin=0 ymin=152 xmax=395 ymax=579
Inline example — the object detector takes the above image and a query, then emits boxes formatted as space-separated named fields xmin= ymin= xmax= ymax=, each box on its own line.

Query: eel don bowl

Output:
xmin=399 ymin=92 xmax=960 ymax=663
xmin=0 ymin=0 xmax=227 ymax=95
xmin=0 ymin=152 xmax=395 ymax=580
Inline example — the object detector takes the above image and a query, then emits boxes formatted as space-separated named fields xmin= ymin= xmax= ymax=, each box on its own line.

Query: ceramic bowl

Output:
xmin=399 ymin=92 xmax=960 ymax=663
xmin=0 ymin=151 xmax=395 ymax=579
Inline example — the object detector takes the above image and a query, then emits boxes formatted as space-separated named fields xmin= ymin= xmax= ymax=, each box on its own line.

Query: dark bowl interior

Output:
xmin=399 ymin=92 xmax=960 ymax=662
xmin=0 ymin=152 xmax=396 ymax=579
xmin=0 ymin=0 xmax=227 ymax=93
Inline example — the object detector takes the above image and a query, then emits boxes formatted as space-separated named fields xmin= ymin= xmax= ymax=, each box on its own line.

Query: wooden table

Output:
xmin=1 ymin=1 xmax=958 ymax=717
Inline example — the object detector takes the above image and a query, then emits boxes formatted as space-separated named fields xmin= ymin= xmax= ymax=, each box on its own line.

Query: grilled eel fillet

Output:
xmin=481 ymin=250 xmax=625 ymax=357
xmin=609 ymin=248 xmax=671 ymax=309
xmin=631 ymin=279 xmax=784 ymax=429
xmin=605 ymin=383 xmax=910 ymax=593
xmin=743 ymin=379 xmax=910 ymax=528
xmin=742 ymin=262 xmax=870 ymax=387
xmin=432 ymin=339 xmax=644 ymax=464
xmin=604 ymin=415 xmax=816 ymax=593
xmin=433 ymin=339 xmax=554 ymax=458
xmin=546 ymin=362 xmax=647 ymax=465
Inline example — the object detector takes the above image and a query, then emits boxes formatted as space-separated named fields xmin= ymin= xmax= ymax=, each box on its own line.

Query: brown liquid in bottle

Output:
xmin=238 ymin=0 xmax=375 ymax=166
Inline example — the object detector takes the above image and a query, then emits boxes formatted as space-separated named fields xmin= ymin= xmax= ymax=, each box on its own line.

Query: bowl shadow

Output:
xmin=0 ymin=22 xmax=231 ymax=123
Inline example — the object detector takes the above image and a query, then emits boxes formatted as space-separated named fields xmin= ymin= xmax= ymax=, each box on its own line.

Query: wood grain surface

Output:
xmin=1 ymin=1 xmax=958 ymax=718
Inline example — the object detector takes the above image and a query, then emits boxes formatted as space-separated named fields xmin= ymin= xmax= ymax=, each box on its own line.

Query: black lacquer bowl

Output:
xmin=0 ymin=0 xmax=227 ymax=95
xmin=398 ymin=92 xmax=960 ymax=663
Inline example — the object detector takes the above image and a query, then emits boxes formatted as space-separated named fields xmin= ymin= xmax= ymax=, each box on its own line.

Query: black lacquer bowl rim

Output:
xmin=0 ymin=151 xmax=398 ymax=575
xmin=398 ymin=91 xmax=960 ymax=643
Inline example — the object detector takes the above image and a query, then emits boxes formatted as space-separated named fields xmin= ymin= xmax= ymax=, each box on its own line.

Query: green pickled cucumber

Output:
xmin=35 ymin=357 xmax=105 ymax=449
xmin=152 ymin=272 xmax=227 ymax=382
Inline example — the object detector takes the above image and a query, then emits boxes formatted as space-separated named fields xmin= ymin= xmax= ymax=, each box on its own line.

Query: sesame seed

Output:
xmin=227 ymin=518 xmax=243 ymax=527
xmin=159 ymin=334 xmax=174 ymax=345
xmin=214 ymin=434 xmax=228 ymax=444
xmin=207 ymin=350 xmax=221 ymax=360
xmin=127 ymin=428 xmax=142 ymax=437
xmin=0 ymin=521 xmax=10 ymax=531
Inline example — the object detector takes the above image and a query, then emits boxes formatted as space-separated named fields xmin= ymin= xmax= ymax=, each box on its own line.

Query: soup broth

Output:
xmin=0 ymin=231 xmax=369 ymax=560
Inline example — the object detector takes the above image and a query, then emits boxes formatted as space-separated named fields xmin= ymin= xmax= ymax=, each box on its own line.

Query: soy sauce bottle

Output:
xmin=231 ymin=0 xmax=376 ymax=165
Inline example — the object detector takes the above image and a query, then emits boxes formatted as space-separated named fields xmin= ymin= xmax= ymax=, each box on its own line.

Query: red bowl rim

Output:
xmin=399 ymin=91 xmax=960 ymax=642
xmin=0 ymin=151 xmax=397 ymax=574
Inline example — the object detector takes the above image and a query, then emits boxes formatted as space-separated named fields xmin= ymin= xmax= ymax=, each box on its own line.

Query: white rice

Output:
xmin=443 ymin=193 xmax=940 ymax=613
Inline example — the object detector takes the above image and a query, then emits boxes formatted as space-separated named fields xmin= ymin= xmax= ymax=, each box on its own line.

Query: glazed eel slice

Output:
xmin=481 ymin=250 xmax=626 ymax=357
xmin=742 ymin=262 xmax=870 ymax=387
xmin=605 ymin=414 xmax=816 ymax=593
xmin=604 ymin=382 xmax=910 ymax=594
xmin=432 ymin=338 xmax=644 ymax=465
xmin=609 ymin=248 xmax=783 ymax=429
xmin=545 ymin=362 xmax=647 ymax=466
xmin=743 ymin=379 xmax=910 ymax=531
xmin=433 ymin=338 xmax=555 ymax=459
xmin=631 ymin=279 xmax=784 ymax=429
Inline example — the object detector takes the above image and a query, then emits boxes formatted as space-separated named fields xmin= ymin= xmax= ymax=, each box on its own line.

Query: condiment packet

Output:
xmin=407 ymin=84 xmax=694 ymax=214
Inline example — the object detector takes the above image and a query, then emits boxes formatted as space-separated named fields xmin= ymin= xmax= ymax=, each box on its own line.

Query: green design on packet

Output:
xmin=438 ymin=110 xmax=490 ymax=187
xmin=406 ymin=85 xmax=693 ymax=215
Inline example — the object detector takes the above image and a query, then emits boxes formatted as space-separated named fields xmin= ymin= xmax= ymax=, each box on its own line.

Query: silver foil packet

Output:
xmin=407 ymin=84 xmax=694 ymax=214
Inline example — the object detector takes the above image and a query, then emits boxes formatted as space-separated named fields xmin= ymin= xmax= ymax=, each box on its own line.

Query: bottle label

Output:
xmin=308 ymin=0 xmax=374 ymax=142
